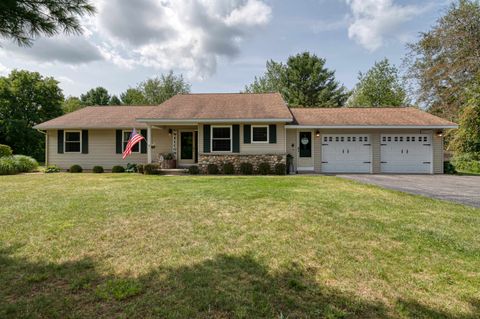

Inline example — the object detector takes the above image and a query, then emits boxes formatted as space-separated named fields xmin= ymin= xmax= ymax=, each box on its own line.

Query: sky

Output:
xmin=0 ymin=0 xmax=453 ymax=98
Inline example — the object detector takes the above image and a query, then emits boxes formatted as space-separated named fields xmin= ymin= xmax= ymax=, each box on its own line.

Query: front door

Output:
xmin=298 ymin=131 xmax=314 ymax=171
xmin=179 ymin=131 xmax=195 ymax=165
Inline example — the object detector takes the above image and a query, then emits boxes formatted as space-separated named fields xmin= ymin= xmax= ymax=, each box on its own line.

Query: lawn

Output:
xmin=0 ymin=174 xmax=479 ymax=318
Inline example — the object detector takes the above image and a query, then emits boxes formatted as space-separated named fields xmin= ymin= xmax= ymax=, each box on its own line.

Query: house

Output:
xmin=34 ymin=93 xmax=457 ymax=174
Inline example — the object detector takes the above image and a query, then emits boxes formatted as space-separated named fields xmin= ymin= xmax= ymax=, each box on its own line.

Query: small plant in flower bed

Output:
xmin=69 ymin=165 xmax=83 ymax=173
xmin=274 ymin=163 xmax=287 ymax=175
xmin=143 ymin=163 xmax=160 ymax=175
xmin=126 ymin=163 xmax=138 ymax=173
xmin=93 ymin=166 xmax=104 ymax=173
xmin=188 ymin=165 xmax=200 ymax=175
xmin=207 ymin=163 xmax=219 ymax=175
xmin=222 ymin=162 xmax=235 ymax=175
xmin=257 ymin=162 xmax=271 ymax=175
xmin=45 ymin=165 xmax=61 ymax=173
xmin=112 ymin=166 xmax=125 ymax=173
xmin=239 ymin=162 xmax=253 ymax=175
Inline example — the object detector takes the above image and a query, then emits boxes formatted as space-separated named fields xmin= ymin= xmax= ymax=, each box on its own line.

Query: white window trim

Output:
xmin=122 ymin=129 xmax=141 ymax=153
xmin=251 ymin=125 xmax=269 ymax=143
xmin=64 ymin=130 xmax=82 ymax=153
xmin=211 ymin=125 xmax=232 ymax=152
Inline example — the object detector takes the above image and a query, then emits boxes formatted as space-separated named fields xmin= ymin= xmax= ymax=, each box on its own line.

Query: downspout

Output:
xmin=37 ymin=130 xmax=48 ymax=166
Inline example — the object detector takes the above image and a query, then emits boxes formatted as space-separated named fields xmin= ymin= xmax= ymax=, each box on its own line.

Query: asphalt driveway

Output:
xmin=339 ymin=174 xmax=480 ymax=208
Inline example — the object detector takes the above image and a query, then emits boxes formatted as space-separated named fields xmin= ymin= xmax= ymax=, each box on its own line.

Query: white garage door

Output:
xmin=380 ymin=134 xmax=432 ymax=173
xmin=321 ymin=134 xmax=372 ymax=173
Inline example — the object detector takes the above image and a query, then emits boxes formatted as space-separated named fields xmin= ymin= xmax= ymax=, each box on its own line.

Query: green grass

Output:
xmin=0 ymin=174 xmax=479 ymax=318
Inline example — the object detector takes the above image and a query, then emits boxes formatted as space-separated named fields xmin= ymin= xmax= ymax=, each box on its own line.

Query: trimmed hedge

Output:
xmin=274 ymin=163 xmax=286 ymax=175
xmin=188 ymin=166 xmax=200 ymax=175
xmin=143 ymin=163 xmax=160 ymax=175
xmin=239 ymin=162 xmax=253 ymax=175
xmin=0 ymin=144 xmax=12 ymax=158
xmin=207 ymin=163 xmax=219 ymax=175
xmin=257 ymin=162 xmax=271 ymax=175
xmin=137 ymin=164 xmax=144 ymax=174
xmin=69 ymin=165 xmax=83 ymax=173
xmin=112 ymin=165 xmax=125 ymax=173
xmin=93 ymin=166 xmax=104 ymax=173
xmin=222 ymin=162 xmax=235 ymax=175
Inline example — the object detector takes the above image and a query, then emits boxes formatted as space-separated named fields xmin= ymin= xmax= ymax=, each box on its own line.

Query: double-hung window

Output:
xmin=123 ymin=130 xmax=140 ymax=153
xmin=211 ymin=126 xmax=231 ymax=152
xmin=65 ymin=131 xmax=81 ymax=153
xmin=252 ymin=125 xmax=269 ymax=143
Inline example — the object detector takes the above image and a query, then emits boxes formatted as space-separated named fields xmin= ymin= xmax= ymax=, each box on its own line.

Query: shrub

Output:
xmin=207 ymin=163 xmax=219 ymax=175
xmin=69 ymin=165 xmax=83 ymax=173
xmin=443 ymin=161 xmax=456 ymax=174
xmin=126 ymin=163 xmax=137 ymax=173
xmin=257 ymin=162 xmax=271 ymax=175
xmin=13 ymin=155 xmax=38 ymax=172
xmin=0 ymin=157 xmax=19 ymax=175
xmin=93 ymin=166 xmax=104 ymax=173
xmin=143 ymin=163 xmax=160 ymax=175
xmin=188 ymin=165 xmax=200 ymax=175
xmin=0 ymin=144 xmax=13 ymax=158
xmin=112 ymin=165 xmax=125 ymax=173
xmin=222 ymin=162 xmax=235 ymax=175
xmin=239 ymin=162 xmax=253 ymax=175
xmin=45 ymin=165 xmax=60 ymax=173
xmin=452 ymin=153 xmax=480 ymax=173
xmin=137 ymin=164 xmax=144 ymax=174
xmin=274 ymin=163 xmax=287 ymax=175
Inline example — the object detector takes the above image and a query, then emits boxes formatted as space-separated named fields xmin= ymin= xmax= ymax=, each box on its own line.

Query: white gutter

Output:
xmin=136 ymin=118 xmax=294 ymax=124
xmin=285 ymin=125 xmax=458 ymax=129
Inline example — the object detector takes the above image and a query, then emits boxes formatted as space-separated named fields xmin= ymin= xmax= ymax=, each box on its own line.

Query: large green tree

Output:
xmin=405 ymin=0 xmax=480 ymax=120
xmin=108 ymin=95 xmax=122 ymax=105
xmin=347 ymin=59 xmax=408 ymax=107
xmin=120 ymin=88 xmax=147 ymax=105
xmin=63 ymin=96 xmax=83 ymax=113
xmin=245 ymin=52 xmax=349 ymax=107
xmin=0 ymin=70 xmax=63 ymax=160
xmin=80 ymin=87 xmax=110 ymax=106
xmin=0 ymin=0 xmax=95 ymax=46
xmin=139 ymin=71 xmax=191 ymax=105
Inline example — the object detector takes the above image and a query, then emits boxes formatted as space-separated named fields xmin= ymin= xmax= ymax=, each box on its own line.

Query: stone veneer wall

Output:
xmin=198 ymin=154 xmax=286 ymax=173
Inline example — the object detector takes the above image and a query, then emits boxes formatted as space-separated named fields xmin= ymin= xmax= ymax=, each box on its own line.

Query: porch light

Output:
xmin=315 ymin=130 xmax=320 ymax=137
xmin=436 ymin=131 xmax=443 ymax=137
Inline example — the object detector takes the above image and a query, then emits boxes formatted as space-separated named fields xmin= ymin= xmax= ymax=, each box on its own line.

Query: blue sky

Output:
xmin=0 ymin=0 xmax=452 ymax=98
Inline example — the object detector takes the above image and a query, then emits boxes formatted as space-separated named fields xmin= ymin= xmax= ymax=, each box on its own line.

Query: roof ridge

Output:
xmin=178 ymin=92 xmax=280 ymax=95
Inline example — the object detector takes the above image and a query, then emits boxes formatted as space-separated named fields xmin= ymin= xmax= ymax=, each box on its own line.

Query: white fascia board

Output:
xmin=136 ymin=118 xmax=293 ymax=124
xmin=285 ymin=125 xmax=458 ymax=129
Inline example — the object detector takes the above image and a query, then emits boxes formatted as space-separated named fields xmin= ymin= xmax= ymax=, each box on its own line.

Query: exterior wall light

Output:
xmin=316 ymin=130 xmax=320 ymax=137
xmin=436 ymin=131 xmax=443 ymax=137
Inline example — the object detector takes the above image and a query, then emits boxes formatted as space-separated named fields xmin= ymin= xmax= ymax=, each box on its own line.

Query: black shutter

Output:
xmin=140 ymin=129 xmax=147 ymax=153
xmin=232 ymin=125 xmax=240 ymax=153
xmin=244 ymin=125 xmax=251 ymax=144
xmin=81 ymin=130 xmax=88 ymax=154
xmin=116 ymin=130 xmax=123 ymax=154
xmin=203 ymin=125 xmax=210 ymax=153
xmin=269 ymin=124 xmax=277 ymax=144
xmin=57 ymin=130 xmax=64 ymax=154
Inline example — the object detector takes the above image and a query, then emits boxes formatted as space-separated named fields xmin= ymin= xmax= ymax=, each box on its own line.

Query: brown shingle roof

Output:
xmin=138 ymin=93 xmax=293 ymax=121
xmin=34 ymin=106 xmax=156 ymax=129
xmin=290 ymin=107 xmax=457 ymax=127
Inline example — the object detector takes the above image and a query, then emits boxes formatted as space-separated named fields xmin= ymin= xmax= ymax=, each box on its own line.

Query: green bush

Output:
xmin=443 ymin=161 xmax=457 ymax=174
xmin=137 ymin=164 xmax=144 ymax=174
xmin=0 ymin=144 xmax=12 ymax=158
xmin=12 ymin=155 xmax=38 ymax=172
xmin=112 ymin=165 xmax=125 ymax=173
xmin=239 ymin=162 xmax=253 ymax=175
xmin=222 ymin=162 xmax=235 ymax=175
xmin=453 ymin=153 xmax=480 ymax=173
xmin=207 ymin=163 xmax=219 ymax=175
xmin=0 ymin=157 xmax=19 ymax=175
xmin=45 ymin=165 xmax=61 ymax=173
xmin=93 ymin=166 xmax=104 ymax=173
xmin=257 ymin=162 xmax=271 ymax=175
xmin=274 ymin=163 xmax=287 ymax=175
xmin=143 ymin=163 xmax=160 ymax=175
xmin=69 ymin=165 xmax=83 ymax=173
xmin=126 ymin=163 xmax=137 ymax=173
xmin=188 ymin=166 xmax=200 ymax=175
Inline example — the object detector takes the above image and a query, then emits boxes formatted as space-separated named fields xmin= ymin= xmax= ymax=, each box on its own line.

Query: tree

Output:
xmin=63 ymin=96 xmax=83 ymax=113
xmin=109 ymin=95 xmax=122 ymax=105
xmin=0 ymin=70 xmax=63 ymax=160
xmin=347 ymin=59 xmax=408 ymax=107
xmin=139 ymin=71 xmax=191 ymax=105
xmin=120 ymin=88 xmax=147 ymax=105
xmin=80 ymin=87 xmax=110 ymax=106
xmin=244 ymin=52 xmax=349 ymax=107
xmin=0 ymin=0 xmax=95 ymax=46
xmin=405 ymin=0 xmax=480 ymax=120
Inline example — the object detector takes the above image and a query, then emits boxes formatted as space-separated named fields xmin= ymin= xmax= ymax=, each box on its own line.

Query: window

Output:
xmin=211 ymin=126 xmax=231 ymax=152
xmin=251 ymin=125 xmax=269 ymax=143
xmin=123 ymin=130 xmax=140 ymax=153
xmin=65 ymin=131 xmax=81 ymax=153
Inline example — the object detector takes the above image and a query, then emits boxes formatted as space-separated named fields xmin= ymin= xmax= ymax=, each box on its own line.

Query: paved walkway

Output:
xmin=339 ymin=174 xmax=480 ymax=208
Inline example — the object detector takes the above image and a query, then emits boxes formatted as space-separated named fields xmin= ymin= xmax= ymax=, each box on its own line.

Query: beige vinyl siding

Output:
xmin=47 ymin=129 xmax=147 ymax=170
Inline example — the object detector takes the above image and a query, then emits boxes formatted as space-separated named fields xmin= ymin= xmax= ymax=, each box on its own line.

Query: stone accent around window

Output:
xmin=198 ymin=154 xmax=286 ymax=173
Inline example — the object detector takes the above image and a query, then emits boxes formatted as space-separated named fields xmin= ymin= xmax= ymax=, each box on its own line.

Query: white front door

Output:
xmin=297 ymin=131 xmax=314 ymax=171
xmin=321 ymin=134 xmax=372 ymax=173
xmin=380 ymin=134 xmax=432 ymax=173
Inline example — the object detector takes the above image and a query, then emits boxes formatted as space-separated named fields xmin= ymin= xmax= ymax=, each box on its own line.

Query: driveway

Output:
xmin=339 ymin=175 xmax=480 ymax=208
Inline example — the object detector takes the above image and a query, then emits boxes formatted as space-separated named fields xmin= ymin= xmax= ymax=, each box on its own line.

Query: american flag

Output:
xmin=122 ymin=128 xmax=145 ymax=159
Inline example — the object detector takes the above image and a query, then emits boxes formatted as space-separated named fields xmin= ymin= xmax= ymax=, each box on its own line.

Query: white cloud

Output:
xmin=345 ymin=0 xmax=428 ymax=51
xmin=0 ymin=63 xmax=10 ymax=75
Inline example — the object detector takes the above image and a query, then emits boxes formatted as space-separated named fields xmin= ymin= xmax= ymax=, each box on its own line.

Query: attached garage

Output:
xmin=380 ymin=134 xmax=433 ymax=174
xmin=321 ymin=134 xmax=372 ymax=173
